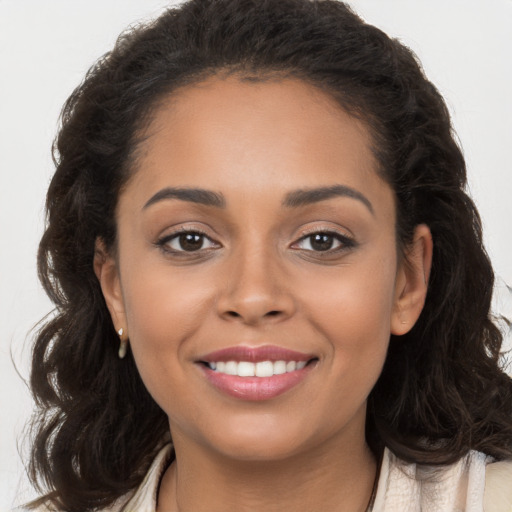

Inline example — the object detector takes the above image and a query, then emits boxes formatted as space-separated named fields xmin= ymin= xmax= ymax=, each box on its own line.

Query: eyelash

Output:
xmin=291 ymin=230 xmax=356 ymax=254
xmin=155 ymin=228 xmax=219 ymax=256
xmin=155 ymin=228 xmax=356 ymax=256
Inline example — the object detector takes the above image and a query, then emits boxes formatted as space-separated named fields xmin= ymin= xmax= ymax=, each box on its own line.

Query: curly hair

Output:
xmin=28 ymin=0 xmax=512 ymax=509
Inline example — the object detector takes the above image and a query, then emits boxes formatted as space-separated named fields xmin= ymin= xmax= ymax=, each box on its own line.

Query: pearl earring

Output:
xmin=117 ymin=328 xmax=128 ymax=359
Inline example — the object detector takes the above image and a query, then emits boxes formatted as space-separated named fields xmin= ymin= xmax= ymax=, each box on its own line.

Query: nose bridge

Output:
xmin=217 ymin=233 xmax=294 ymax=324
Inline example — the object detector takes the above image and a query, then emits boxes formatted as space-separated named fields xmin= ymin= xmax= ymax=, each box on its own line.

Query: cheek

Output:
xmin=307 ymin=257 xmax=396 ymax=335
xmin=122 ymin=263 xmax=214 ymax=347
xmin=302 ymin=254 xmax=397 ymax=379
xmin=119 ymin=264 xmax=216 ymax=407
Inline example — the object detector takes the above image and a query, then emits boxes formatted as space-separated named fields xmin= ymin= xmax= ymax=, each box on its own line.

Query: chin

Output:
xmin=196 ymin=414 xmax=321 ymax=462
xmin=212 ymin=437 xmax=308 ymax=463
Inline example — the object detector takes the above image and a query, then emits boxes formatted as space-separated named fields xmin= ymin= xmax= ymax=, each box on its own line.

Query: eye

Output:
xmin=293 ymin=231 xmax=354 ymax=252
xmin=157 ymin=231 xmax=219 ymax=253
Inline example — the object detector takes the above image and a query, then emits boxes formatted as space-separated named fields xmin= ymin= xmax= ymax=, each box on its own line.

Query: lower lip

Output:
xmin=199 ymin=363 xmax=315 ymax=401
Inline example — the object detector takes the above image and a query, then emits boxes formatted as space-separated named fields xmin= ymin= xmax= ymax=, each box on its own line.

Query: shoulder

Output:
xmin=484 ymin=458 xmax=512 ymax=512
xmin=117 ymin=443 xmax=173 ymax=511
xmin=17 ymin=444 xmax=173 ymax=512
xmin=372 ymin=447 xmax=512 ymax=512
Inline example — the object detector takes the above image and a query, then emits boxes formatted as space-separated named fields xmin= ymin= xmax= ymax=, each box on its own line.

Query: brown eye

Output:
xmin=309 ymin=233 xmax=335 ymax=251
xmin=293 ymin=231 xmax=355 ymax=253
xmin=160 ymin=231 xmax=218 ymax=252
xmin=178 ymin=233 xmax=205 ymax=251
xmin=297 ymin=233 xmax=340 ymax=252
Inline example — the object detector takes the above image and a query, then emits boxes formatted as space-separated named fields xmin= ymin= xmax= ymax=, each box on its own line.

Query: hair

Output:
xmin=28 ymin=0 xmax=512 ymax=509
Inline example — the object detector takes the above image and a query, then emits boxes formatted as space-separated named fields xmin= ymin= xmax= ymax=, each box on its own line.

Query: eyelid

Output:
xmin=290 ymin=226 xmax=356 ymax=252
xmin=155 ymin=226 xmax=221 ymax=254
xmin=153 ymin=223 xmax=355 ymax=256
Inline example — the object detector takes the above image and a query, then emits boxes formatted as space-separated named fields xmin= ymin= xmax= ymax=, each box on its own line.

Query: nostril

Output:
xmin=221 ymin=308 xmax=288 ymax=324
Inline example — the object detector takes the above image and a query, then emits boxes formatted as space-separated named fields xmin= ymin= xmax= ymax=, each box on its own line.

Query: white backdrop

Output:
xmin=1 ymin=0 xmax=511 ymax=508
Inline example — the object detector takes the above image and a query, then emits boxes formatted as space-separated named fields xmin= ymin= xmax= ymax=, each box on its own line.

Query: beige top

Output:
xmin=29 ymin=444 xmax=512 ymax=512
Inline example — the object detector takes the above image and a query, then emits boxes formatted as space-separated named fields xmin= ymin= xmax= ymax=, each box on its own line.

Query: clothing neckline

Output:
xmin=127 ymin=443 xmax=386 ymax=511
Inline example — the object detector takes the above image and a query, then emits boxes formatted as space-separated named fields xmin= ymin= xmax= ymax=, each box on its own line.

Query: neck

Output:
xmin=157 ymin=429 xmax=377 ymax=512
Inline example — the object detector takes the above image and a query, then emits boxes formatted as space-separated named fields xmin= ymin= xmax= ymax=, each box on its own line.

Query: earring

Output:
xmin=117 ymin=327 xmax=128 ymax=359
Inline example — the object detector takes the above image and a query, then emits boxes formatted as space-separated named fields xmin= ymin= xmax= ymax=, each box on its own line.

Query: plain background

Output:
xmin=1 ymin=0 xmax=511 ymax=508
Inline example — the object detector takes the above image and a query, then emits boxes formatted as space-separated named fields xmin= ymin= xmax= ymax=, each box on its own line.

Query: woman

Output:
xmin=26 ymin=0 xmax=512 ymax=510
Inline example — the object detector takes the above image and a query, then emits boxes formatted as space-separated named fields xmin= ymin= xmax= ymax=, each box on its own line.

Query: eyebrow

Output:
xmin=142 ymin=184 xmax=374 ymax=214
xmin=283 ymin=185 xmax=374 ymax=215
xmin=143 ymin=187 xmax=226 ymax=209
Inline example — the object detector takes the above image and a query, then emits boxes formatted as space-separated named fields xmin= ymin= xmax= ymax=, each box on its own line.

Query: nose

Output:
xmin=216 ymin=244 xmax=296 ymax=326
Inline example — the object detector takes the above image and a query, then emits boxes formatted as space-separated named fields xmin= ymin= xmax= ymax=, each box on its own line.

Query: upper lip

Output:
xmin=198 ymin=345 xmax=315 ymax=363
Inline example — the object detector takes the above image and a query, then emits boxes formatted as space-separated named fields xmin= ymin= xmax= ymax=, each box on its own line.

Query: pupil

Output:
xmin=311 ymin=233 xmax=333 ymax=251
xmin=179 ymin=233 xmax=203 ymax=251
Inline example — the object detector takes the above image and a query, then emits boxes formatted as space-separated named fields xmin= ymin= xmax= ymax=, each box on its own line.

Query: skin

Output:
xmin=95 ymin=76 xmax=432 ymax=512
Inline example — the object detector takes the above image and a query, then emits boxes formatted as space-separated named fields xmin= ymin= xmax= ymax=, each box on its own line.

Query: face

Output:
xmin=97 ymin=76 xmax=431 ymax=462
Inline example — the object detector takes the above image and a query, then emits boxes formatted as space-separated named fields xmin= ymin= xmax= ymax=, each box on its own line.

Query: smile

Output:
xmin=197 ymin=345 xmax=317 ymax=400
xmin=207 ymin=360 xmax=307 ymax=377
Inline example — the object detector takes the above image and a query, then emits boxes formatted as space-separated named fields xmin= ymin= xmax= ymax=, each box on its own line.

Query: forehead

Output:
xmin=125 ymin=75 xmax=392 ymax=215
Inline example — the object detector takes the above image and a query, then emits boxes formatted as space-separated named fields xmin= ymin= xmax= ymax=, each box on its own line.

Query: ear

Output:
xmin=94 ymin=238 xmax=127 ymax=333
xmin=391 ymin=224 xmax=433 ymax=336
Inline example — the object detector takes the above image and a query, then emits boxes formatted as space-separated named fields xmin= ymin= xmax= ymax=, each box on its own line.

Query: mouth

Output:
xmin=196 ymin=345 xmax=318 ymax=401
xmin=202 ymin=359 xmax=313 ymax=377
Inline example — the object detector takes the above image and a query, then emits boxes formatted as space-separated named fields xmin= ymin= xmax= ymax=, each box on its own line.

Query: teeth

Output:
xmin=255 ymin=361 xmax=273 ymax=377
xmin=225 ymin=361 xmax=237 ymax=375
xmin=273 ymin=360 xmax=287 ymax=375
xmin=207 ymin=360 xmax=309 ymax=377
xmin=238 ymin=361 xmax=255 ymax=377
